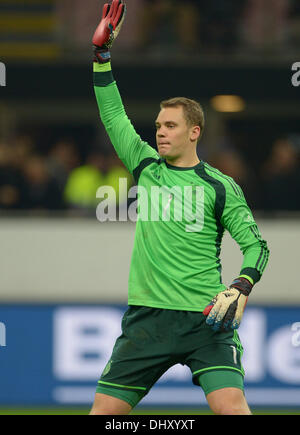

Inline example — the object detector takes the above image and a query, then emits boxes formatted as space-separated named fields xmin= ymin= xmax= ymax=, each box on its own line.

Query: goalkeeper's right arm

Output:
xmin=93 ymin=1 xmax=158 ymax=174
xmin=93 ymin=0 xmax=126 ymax=64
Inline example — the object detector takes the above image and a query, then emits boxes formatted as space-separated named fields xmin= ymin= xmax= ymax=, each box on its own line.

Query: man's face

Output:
xmin=155 ymin=106 xmax=199 ymax=161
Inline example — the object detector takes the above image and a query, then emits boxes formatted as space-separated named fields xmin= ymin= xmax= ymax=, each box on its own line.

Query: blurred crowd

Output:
xmin=0 ymin=135 xmax=133 ymax=214
xmin=1 ymin=1 xmax=300 ymax=215
xmin=57 ymin=0 xmax=300 ymax=56
xmin=209 ymin=135 xmax=300 ymax=211
xmin=0 ymin=0 xmax=299 ymax=61
xmin=0 ymin=133 xmax=299 ymax=214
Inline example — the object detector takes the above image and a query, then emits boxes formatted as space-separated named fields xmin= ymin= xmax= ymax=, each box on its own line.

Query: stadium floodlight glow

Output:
xmin=210 ymin=95 xmax=246 ymax=113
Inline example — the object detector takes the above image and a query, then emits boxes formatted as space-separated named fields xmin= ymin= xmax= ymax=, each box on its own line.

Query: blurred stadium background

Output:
xmin=0 ymin=0 xmax=300 ymax=415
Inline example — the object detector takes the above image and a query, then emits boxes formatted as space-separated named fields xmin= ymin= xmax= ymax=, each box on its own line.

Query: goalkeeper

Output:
xmin=90 ymin=0 xmax=269 ymax=415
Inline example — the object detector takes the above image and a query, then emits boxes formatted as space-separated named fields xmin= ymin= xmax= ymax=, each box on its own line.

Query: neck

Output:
xmin=165 ymin=154 xmax=200 ymax=168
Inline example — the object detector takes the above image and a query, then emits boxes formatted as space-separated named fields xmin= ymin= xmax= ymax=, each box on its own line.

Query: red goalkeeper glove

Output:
xmin=203 ymin=277 xmax=253 ymax=331
xmin=92 ymin=0 xmax=126 ymax=64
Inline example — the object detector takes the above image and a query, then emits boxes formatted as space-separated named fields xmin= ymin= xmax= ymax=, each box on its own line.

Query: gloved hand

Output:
xmin=92 ymin=0 xmax=126 ymax=63
xmin=203 ymin=277 xmax=253 ymax=331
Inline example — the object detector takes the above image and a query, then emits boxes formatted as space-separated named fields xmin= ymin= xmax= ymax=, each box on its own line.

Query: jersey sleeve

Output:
xmin=93 ymin=62 xmax=159 ymax=175
xmin=221 ymin=181 xmax=270 ymax=285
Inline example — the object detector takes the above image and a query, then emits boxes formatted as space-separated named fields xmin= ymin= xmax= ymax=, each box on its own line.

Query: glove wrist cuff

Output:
xmin=230 ymin=277 xmax=253 ymax=296
xmin=93 ymin=46 xmax=111 ymax=64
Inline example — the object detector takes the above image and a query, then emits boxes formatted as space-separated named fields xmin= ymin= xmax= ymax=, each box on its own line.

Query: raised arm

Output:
xmin=92 ymin=0 xmax=158 ymax=175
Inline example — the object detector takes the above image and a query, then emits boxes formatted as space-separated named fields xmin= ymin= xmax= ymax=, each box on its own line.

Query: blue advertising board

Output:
xmin=0 ymin=304 xmax=300 ymax=407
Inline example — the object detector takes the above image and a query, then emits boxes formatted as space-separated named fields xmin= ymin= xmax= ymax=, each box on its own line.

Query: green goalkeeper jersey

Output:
xmin=93 ymin=63 xmax=269 ymax=312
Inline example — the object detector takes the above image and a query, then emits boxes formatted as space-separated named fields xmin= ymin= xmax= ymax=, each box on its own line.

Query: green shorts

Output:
xmin=96 ymin=306 xmax=245 ymax=408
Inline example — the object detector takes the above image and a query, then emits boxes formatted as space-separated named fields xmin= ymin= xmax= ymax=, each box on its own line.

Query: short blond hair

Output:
xmin=160 ymin=97 xmax=205 ymax=139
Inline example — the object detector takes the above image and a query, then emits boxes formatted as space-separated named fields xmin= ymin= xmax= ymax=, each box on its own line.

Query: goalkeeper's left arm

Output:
xmin=204 ymin=182 xmax=270 ymax=331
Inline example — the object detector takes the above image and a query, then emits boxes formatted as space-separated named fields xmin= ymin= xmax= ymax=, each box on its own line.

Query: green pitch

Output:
xmin=0 ymin=407 xmax=299 ymax=415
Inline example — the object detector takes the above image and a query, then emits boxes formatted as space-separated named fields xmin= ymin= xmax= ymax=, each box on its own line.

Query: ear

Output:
xmin=190 ymin=126 xmax=201 ymax=142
